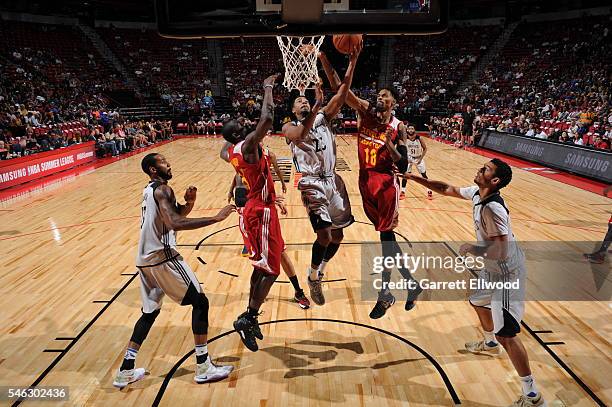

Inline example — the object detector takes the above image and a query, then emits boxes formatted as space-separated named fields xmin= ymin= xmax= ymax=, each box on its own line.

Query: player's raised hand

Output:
xmin=384 ymin=126 xmax=395 ymax=145
xmin=263 ymin=74 xmax=279 ymax=88
xmin=216 ymin=204 xmax=236 ymax=221
xmin=349 ymin=39 xmax=363 ymax=61
xmin=184 ymin=186 xmax=197 ymax=203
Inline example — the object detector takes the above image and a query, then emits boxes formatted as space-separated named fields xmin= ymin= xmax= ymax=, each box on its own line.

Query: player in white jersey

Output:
xmin=400 ymin=125 xmax=432 ymax=200
xmin=281 ymin=42 xmax=361 ymax=306
xmin=399 ymin=158 xmax=545 ymax=407
xmin=113 ymin=153 xmax=236 ymax=389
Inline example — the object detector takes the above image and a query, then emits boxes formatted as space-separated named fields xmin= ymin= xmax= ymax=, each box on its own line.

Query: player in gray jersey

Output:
xmin=399 ymin=158 xmax=545 ymax=407
xmin=282 ymin=42 xmax=361 ymax=306
xmin=400 ymin=125 xmax=432 ymax=200
xmin=114 ymin=153 xmax=236 ymax=389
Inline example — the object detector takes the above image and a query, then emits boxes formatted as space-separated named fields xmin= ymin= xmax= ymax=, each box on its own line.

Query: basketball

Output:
xmin=333 ymin=34 xmax=363 ymax=54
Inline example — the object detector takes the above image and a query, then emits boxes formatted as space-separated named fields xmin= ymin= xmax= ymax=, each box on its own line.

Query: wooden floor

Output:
xmin=0 ymin=136 xmax=610 ymax=406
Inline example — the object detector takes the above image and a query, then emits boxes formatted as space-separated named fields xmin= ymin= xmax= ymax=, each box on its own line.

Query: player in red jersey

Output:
xmin=319 ymin=54 xmax=422 ymax=319
xmin=220 ymin=74 xmax=288 ymax=352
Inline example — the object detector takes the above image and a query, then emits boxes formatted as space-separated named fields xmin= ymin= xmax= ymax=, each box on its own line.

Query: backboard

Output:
xmin=155 ymin=0 xmax=448 ymax=38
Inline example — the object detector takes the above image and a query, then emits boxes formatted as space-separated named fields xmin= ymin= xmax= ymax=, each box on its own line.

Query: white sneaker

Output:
xmin=509 ymin=393 xmax=545 ymax=407
xmin=194 ymin=356 xmax=234 ymax=384
xmin=465 ymin=340 xmax=503 ymax=357
xmin=113 ymin=368 xmax=146 ymax=389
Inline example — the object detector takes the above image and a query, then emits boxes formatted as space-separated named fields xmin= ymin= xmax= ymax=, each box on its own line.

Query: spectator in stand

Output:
xmin=572 ymin=133 xmax=584 ymax=146
xmin=593 ymin=135 xmax=609 ymax=151
xmin=535 ymin=128 xmax=548 ymax=139
xmin=461 ymin=105 xmax=476 ymax=147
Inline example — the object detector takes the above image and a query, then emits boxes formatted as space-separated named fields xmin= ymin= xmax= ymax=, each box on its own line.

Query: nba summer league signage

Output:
xmin=478 ymin=130 xmax=612 ymax=183
xmin=0 ymin=142 xmax=96 ymax=190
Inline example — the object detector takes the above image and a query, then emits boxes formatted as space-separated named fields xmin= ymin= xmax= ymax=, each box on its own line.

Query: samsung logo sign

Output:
xmin=515 ymin=142 xmax=544 ymax=157
xmin=564 ymin=153 xmax=610 ymax=173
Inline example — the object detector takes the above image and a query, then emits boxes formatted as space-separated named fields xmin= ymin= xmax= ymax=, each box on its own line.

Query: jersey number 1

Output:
xmin=313 ymin=137 xmax=326 ymax=153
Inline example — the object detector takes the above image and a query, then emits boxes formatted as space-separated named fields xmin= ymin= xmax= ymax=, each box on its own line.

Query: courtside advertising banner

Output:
xmin=479 ymin=130 xmax=612 ymax=183
xmin=0 ymin=142 xmax=96 ymax=190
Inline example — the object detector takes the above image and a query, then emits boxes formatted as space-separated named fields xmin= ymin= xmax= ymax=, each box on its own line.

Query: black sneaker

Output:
xmin=369 ymin=291 xmax=396 ymax=319
xmin=233 ymin=314 xmax=259 ymax=352
xmin=405 ymin=284 xmax=423 ymax=311
xmin=237 ymin=311 xmax=263 ymax=340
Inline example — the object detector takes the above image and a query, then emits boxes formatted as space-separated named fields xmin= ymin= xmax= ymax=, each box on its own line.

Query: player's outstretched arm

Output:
xmin=398 ymin=173 xmax=465 ymax=199
xmin=155 ymin=184 xmax=235 ymax=231
xmin=323 ymin=42 xmax=361 ymax=120
xmin=282 ymin=80 xmax=323 ymax=144
xmin=318 ymin=51 xmax=368 ymax=115
xmin=243 ymin=74 xmax=278 ymax=162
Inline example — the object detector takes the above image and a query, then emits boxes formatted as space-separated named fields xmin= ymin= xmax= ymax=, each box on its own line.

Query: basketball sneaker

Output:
xmin=194 ymin=356 xmax=234 ymax=384
xmin=399 ymin=191 xmax=406 ymax=200
xmin=241 ymin=245 xmax=250 ymax=257
xmin=113 ymin=368 xmax=146 ymax=389
xmin=583 ymin=251 xmax=605 ymax=264
xmin=464 ymin=340 xmax=503 ymax=357
xmin=404 ymin=284 xmax=423 ymax=311
xmin=427 ymin=190 xmax=433 ymax=199
xmin=369 ymin=291 xmax=396 ymax=319
xmin=308 ymin=276 xmax=325 ymax=305
xmin=508 ymin=393 xmax=545 ymax=407
xmin=237 ymin=311 xmax=263 ymax=340
xmin=294 ymin=289 xmax=311 ymax=309
xmin=233 ymin=314 xmax=259 ymax=352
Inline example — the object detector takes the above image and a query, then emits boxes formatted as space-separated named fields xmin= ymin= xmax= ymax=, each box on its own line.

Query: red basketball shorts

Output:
xmin=358 ymin=170 xmax=399 ymax=232
xmin=242 ymin=201 xmax=284 ymax=275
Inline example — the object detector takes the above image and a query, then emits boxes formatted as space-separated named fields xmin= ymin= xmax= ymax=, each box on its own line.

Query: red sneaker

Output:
xmin=294 ymin=290 xmax=310 ymax=309
xmin=399 ymin=191 xmax=406 ymax=200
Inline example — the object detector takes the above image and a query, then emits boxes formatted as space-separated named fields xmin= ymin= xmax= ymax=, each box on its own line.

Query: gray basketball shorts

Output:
xmin=407 ymin=157 xmax=426 ymax=174
xmin=469 ymin=264 xmax=526 ymax=337
xmin=298 ymin=173 xmax=354 ymax=231
xmin=137 ymin=254 xmax=202 ymax=313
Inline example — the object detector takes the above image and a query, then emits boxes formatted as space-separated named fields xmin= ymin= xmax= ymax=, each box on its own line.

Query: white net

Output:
xmin=276 ymin=35 xmax=325 ymax=95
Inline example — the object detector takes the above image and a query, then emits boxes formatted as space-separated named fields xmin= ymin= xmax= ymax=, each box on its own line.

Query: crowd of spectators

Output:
xmin=438 ymin=17 xmax=611 ymax=148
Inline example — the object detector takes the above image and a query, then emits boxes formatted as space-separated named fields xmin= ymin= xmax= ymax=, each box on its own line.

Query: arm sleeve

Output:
xmin=459 ymin=186 xmax=479 ymax=200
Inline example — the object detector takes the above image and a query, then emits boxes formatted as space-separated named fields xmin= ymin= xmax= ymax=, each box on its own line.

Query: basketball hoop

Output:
xmin=276 ymin=35 xmax=325 ymax=96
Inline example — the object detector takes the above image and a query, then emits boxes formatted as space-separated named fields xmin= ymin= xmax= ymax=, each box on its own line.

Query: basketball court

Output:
xmin=1 ymin=136 xmax=610 ymax=406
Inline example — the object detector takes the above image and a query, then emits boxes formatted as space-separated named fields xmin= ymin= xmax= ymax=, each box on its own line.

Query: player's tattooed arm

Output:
xmin=398 ymin=173 xmax=465 ymax=199
xmin=244 ymin=74 xmax=278 ymax=163
xmin=323 ymin=42 xmax=361 ymax=121
xmin=155 ymin=184 xmax=235 ymax=231
xmin=318 ymin=51 xmax=368 ymax=115
xmin=282 ymin=80 xmax=323 ymax=144
xmin=177 ymin=186 xmax=197 ymax=216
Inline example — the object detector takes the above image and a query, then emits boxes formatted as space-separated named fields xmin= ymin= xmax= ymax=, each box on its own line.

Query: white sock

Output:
xmin=318 ymin=261 xmax=328 ymax=277
xmin=195 ymin=343 xmax=208 ymax=356
xmin=309 ymin=267 xmax=319 ymax=281
xmin=483 ymin=330 xmax=498 ymax=346
xmin=401 ymin=187 xmax=406 ymax=193
xmin=520 ymin=375 xmax=538 ymax=397
xmin=124 ymin=347 xmax=138 ymax=360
